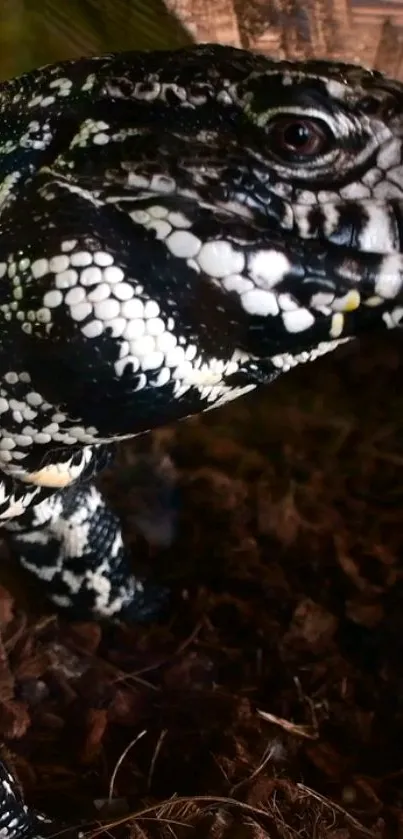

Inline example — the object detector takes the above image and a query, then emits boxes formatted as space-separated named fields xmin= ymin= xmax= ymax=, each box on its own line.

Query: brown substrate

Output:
xmin=1 ymin=331 xmax=403 ymax=839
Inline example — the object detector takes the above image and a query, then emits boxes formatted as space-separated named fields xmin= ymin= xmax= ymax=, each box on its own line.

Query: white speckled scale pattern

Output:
xmin=0 ymin=40 xmax=402 ymax=839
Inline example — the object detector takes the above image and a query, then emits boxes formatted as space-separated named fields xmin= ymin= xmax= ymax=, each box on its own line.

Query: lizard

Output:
xmin=0 ymin=42 xmax=401 ymax=834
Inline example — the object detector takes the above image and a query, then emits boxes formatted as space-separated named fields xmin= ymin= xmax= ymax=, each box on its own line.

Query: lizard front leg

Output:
xmin=3 ymin=447 xmax=168 ymax=622
xmin=0 ymin=755 xmax=81 ymax=839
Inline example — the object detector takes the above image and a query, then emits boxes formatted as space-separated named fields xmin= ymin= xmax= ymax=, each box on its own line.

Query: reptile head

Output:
xmin=0 ymin=43 xmax=403 ymax=453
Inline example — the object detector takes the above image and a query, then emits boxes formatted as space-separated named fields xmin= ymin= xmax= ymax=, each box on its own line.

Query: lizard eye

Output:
xmin=266 ymin=116 xmax=331 ymax=162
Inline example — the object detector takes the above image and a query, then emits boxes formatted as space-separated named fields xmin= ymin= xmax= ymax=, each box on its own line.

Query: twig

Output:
xmin=108 ymin=730 xmax=147 ymax=804
xmin=296 ymin=782 xmax=380 ymax=838
xmin=83 ymin=794 xmax=279 ymax=838
xmin=257 ymin=708 xmax=318 ymax=740
xmin=147 ymin=729 xmax=168 ymax=791
xmin=229 ymin=741 xmax=278 ymax=797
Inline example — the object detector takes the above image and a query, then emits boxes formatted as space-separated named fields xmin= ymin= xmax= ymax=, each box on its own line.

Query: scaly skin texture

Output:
xmin=0 ymin=44 xmax=403 ymax=622
xmin=0 ymin=40 xmax=403 ymax=839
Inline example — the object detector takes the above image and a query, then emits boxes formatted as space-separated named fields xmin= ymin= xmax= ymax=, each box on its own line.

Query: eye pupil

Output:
xmin=268 ymin=117 xmax=329 ymax=161
xmin=283 ymin=122 xmax=310 ymax=149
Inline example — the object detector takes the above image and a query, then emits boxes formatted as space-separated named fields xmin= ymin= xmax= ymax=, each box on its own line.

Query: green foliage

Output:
xmin=0 ymin=0 xmax=192 ymax=80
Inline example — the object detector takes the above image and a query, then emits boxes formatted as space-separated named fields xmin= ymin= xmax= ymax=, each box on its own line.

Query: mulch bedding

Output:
xmin=0 ymin=331 xmax=403 ymax=839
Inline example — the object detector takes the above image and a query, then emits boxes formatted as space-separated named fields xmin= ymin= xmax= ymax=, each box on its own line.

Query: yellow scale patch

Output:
xmin=329 ymin=290 xmax=362 ymax=339
xmin=339 ymin=290 xmax=361 ymax=312
xmin=22 ymin=464 xmax=77 ymax=489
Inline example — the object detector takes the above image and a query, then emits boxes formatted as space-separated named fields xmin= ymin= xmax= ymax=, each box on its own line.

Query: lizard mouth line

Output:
xmin=123 ymin=189 xmax=403 ymax=311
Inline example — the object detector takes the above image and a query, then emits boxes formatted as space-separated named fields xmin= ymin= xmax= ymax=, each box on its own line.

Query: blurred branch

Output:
xmin=0 ymin=0 xmax=192 ymax=80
